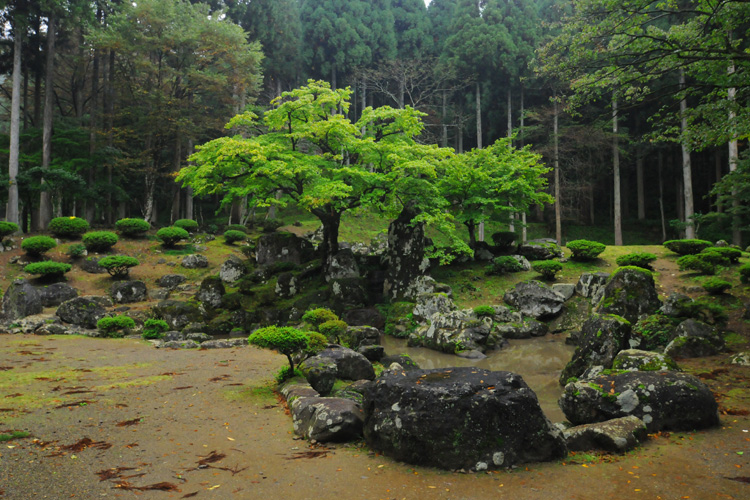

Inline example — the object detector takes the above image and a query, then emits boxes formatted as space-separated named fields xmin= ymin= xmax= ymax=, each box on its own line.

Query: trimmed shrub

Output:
xmin=0 ymin=221 xmax=19 ymax=239
xmin=702 ymin=246 xmax=741 ymax=264
xmin=473 ymin=305 xmax=495 ymax=317
xmin=156 ymin=226 xmax=189 ymax=248
xmin=225 ymin=224 xmax=248 ymax=234
xmin=632 ymin=314 xmax=676 ymax=350
xmin=97 ymin=315 xmax=136 ymax=338
xmin=491 ymin=231 xmax=517 ymax=248
xmin=702 ymin=277 xmax=731 ymax=295
xmin=260 ymin=218 xmax=284 ymax=233
xmin=115 ymin=218 xmax=151 ymax=237
xmin=67 ymin=243 xmax=87 ymax=259
xmin=318 ymin=319 xmax=348 ymax=342
xmin=21 ymin=236 xmax=57 ymax=257
xmin=82 ymin=231 xmax=118 ymax=252
xmin=24 ymin=261 xmax=72 ymax=280
xmin=698 ymin=250 xmax=729 ymax=266
xmin=680 ymin=299 xmax=728 ymax=325
xmin=48 ymin=216 xmax=89 ymax=238
xmin=98 ymin=255 xmax=140 ymax=278
xmin=224 ymin=230 xmax=247 ymax=245
xmin=741 ymin=263 xmax=750 ymax=284
xmin=142 ymin=319 xmax=169 ymax=340
xmin=486 ymin=255 xmax=524 ymax=275
xmin=173 ymin=219 xmax=199 ymax=232
xmin=616 ymin=252 xmax=657 ymax=269
xmin=249 ymin=326 xmax=310 ymax=372
xmin=566 ymin=239 xmax=606 ymax=260
xmin=532 ymin=260 xmax=562 ymax=280
xmin=663 ymin=239 xmax=713 ymax=255
xmin=302 ymin=308 xmax=339 ymax=329
xmin=676 ymin=254 xmax=717 ymax=275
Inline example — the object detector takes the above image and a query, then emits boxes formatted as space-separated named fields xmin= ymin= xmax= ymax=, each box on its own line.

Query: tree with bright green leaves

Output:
xmin=438 ymin=137 xmax=553 ymax=246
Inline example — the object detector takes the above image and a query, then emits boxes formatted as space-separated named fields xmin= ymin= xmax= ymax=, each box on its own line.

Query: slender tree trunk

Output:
xmin=398 ymin=75 xmax=405 ymax=109
xmin=186 ymin=139 xmax=194 ymax=221
xmin=105 ymin=49 xmax=116 ymax=224
xmin=441 ymin=90 xmax=448 ymax=148
xmin=658 ymin=151 xmax=667 ymax=242
xmin=7 ymin=32 xmax=23 ymax=226
xmin=521 ymin=213 xmax=527 ymax=243
xmin=475 ymin=81 xmax=482 ymax=149
xmin=714 ymin=150 xmax=722 ymax=213
xmin=554 ymin=93 xmax=561 ymax=245
xmin=636 ymin=146 xmax=645 ymax=220
xmin=466 ymin=222 xmax=476 ymax=248
xmin=520 ymin=85 xmax=525 ymax=147
xmin=33 ymin=16 xmax=42 ymax=127
xmin=23 ymin=62 xmax=29 ymax=130
xmin=39 ymin=15 xmax=56 ymax=231
xmin=728 ymin=63 xmax=741 ymax=245
xmin=679 ymin=69 xmax=695 ymax=238
xmin=317 ymin=210 xmax=341 ymax=267
xmin=507 ymin=87 xmax=512 ymax=139
xmin=171 ymin=139 xmax=182 ymax=222
xmin=613 ymin=96 xmax=623 ymax=246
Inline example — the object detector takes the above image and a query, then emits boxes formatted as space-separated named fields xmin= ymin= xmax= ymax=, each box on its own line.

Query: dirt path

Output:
xmin=1 ymin=334 xmax=749 ymax=500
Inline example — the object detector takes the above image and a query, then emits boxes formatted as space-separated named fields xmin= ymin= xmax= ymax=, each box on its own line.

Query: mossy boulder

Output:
xmin=55 ymin=296 xmax=110 ymax=329
xmin=256 ymin=232 xmax=314 ymax=267
xmin=152 ymin=300 xmax=203 ymax=331
xmin=610 ymin=349 xmax=680 ymax=372
xmin=504 ymin=280 xmax=566 ymax=320
xmin=664 ymin=319 xmax=725 ymax=358
xmin=1 ymin=279 xmax=43 ymax=321
xmin=518 ymin=238 xmax=563 ymax=261
xmin=195 ymin=276 xmax=225 ymax=309
xmin=595 ymin=267 xmax=661 ymax=323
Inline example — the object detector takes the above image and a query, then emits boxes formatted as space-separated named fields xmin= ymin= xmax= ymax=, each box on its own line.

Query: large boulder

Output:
xmin=110 ymin=280 xmax=147 ymax=304
xmin=559 ymin=313 xmax=632 ymax=385
xmin=37 ymin=283 xmax=78 ymax=308
xmin=410 ymin=310 xmax=500 ymax=354
xmin=504 ymin=280 xmax=565 ymax=320
xmin=363 ymin=368 xmax=567 ymax=470
xmin=256 ymin=232 xmax=313 ymax=267
xmin=219 ymin=255 xmax=246 ymax=284
xmin=341 ymin=326 xmax=381 ymax=350
xmin=299 ymin=356 xmax=338 ymax=396
xmin=382 ymin=206 xmax=430 ymax=302
xmin=563 ymin=415 xmax=648 ymax=453
xmin=595 ymin=267 xmax=661 ymax=323
xmin=559 ymin=371 xmax=720 ymax=432
xmin=275 ymin=272 xmax=298 ymax=299
xmin=575 ymin=272 xmax=610 ymax=302
xmin=664 ymin=319 xmax=725 ymax=358
xmin=518 ymin=239 xmax=563 ymax=261
xmin=402 ymin=276 xmax=453 ymax=302
xmin=316 ymin=345 xmax=376 ymax=381
xmin=494 ymin=318 xmax=548 ymax=339
xmin=156 ymin=274 xmax=187 ymax=290
xmin=181 ymin=254 xmax=209 ymax=269
xmin=658 ymin=292 xmax=693 ymax=317
xmin=412 ymin=292 xmax=457 ymax=323
xmin=195 ymin=276 xmax=225 ymax=309
xmin=152 ymin=300 xmax=203 ymax=330
xmin=341 ymin=308 xmax=385 ymax=329
xmin=55 ymin=296 xmax=109 ymax=329
xmin=329 ymin=278 xmax=368 ymax=309
xmin=291 ymin=397 xmax=365 ymax=442
xmin=326 ymin=248 xmax=360 ymax=282
xmin=2 ymin=279 xmax=43 ymax=320
xmin=610 ymin=349 xmax=680 ymax=372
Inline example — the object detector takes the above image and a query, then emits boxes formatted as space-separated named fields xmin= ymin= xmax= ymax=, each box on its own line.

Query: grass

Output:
xmin=0 ymin=431 xmax=30 ymax=442
xmin=222 ymin=381 xmax=278 ymax=406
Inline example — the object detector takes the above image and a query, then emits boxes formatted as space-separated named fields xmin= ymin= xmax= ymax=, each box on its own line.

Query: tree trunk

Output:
xmin=613 ymin=96 xmax=623 ymax=246
xmin=679 ymin=69 xmax=695 ymax=238
xmin=714 ymin=150 xmax=722 ymax=213
xmin=521 ymin=213 xmax=527 ymax=243
xmin=39 ymin=14 xmax=56 ymax=231
xmin=441 ymin=90 xmax=448 ymax=148
xmin=728 ymin=63 xmax=741 ymax=245
xmin=171 ymin=139 xmax=182 ymax=222
xmin=317 ymin=210 xmax=341 ymax=267
xmin=507 ymin=87 xmax=512 ymax=138
xmin=398 ymin=75 xmax=405 ymax=109
xmin=636 ymin=146 xmax=645 ymax=220
xmin=465 ymin=222 xmax=476 ymax=248
xmin=185 ymin=139 xmax=194 ymax=220
xmin=475 ymin=81 xmax=482 ymax=149
xmin=7 ymin=32 xmax=22 ymax=226
xmin=520 ymin=85 xmax=525 ymax=147
xmin=553 ymin=93 xmax=561 ymax=245
xmin=105 ymin=49 xmax=116 ymax=224
xmin=658 ymin=151 xmax=667 ymax=242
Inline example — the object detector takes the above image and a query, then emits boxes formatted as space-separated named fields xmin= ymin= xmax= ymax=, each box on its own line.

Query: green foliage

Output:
xmin=24 ymin=261 xmax=72 ymax=279
xmin=248 ymin=326 xmax=311 ymax=371
xmin=304 ymin=331 xmax=329 ymax=357
xmin=741 ymin=263 xmax=750 ymax=284
xmin=676 ymin=254 xmax=717 ymax=275
xmin=664 ymin=239 xmax=713 ymax=256
xmin=473 ymin=305 xmax=495 ymax=317
xmin=532 ymin=260 xmax=562 ymax=280
xmin=156 ymin=226 xmax=189 ymax=248
xmin=97 ymin=315 xmax=136 ymax=338
xmin=21 ymin=236 xmax=57 ymax=256
xmin=566 ymin=239 xmax=606 ymax=260
xmin=632 ymin=314 xmax=676 ymax=350
xmin=82 ymin=231 xmax=119 ymax=252
xmin=142 ymin=319 xmax=169 ymax=339
xmin=173 ymin=219 xmax=199 ymax=232
xmin=318 ymin=319 xmax=348 ymax=342
xmin=680 ymin=299 xmax=728 ymax=325
xmin=115 ymin=218 xmax=151 ymax=237
xmin=67 ymin=243 xmax=87 ymax=259
xmin=702 ymin=278 xmax=732 ymax=296
xmin=48 ymin=216 xmax=90 ymax=238
xmin=701 ymin=246 xmax=741 ymax=264
xmin=275 ymin=366 xmax=304 ymax=383
xmin=301 ymin=308 xmax=339 ymax=329
xmin=0 ymin=431 xmax=30 ymax=442
xmin=0 ymin=221 xmax=19 ymax=239
xmin=225 ymin=224 xmax=248 ymax=234
xmin=260 ymin=219 xmax=284 ymax=233
xmin=98 ymin=255 xmax=140 ymax=278
xmin=223 ymin=230 xmax=247 ymax=245
xmin=615 ymin=252 xmax=657 ymax=269
xmin=486 ymin=255 xmax=524 ymax=275
xmin=491 ymin=231 xmax=517 ymax=248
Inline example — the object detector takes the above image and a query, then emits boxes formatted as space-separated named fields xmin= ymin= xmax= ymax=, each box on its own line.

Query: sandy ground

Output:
xmin=1 ymin=334 xmax=749 ymax=500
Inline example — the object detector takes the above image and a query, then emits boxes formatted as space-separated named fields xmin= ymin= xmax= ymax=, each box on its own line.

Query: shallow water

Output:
xmin=381 ymin=334 xmax=576 ymax=422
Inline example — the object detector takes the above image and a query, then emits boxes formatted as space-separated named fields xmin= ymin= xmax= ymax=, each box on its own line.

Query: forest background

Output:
xmin=1 ymin=0 xmax=748 ymax=249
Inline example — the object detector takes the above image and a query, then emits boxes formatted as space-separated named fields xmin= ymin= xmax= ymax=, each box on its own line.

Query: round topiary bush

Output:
xmin=115 ymin=218 xmax=151 ymax=237
xmin=676 ymin=254 xmax=717 ymax=275
xmin=48 ymin=216 xmax=89 ymax=238
xmin=741 ymin=263 xmax=750 ymax=284
xmin=142 ymin=319 xmax=169 ymax=340
xmin=66 ymin=243 xmax=86 ymax=259
xmin=473 ymin=305 xmax=495 ymax=317
xmin=490 ymin=231 xmax=517 ymax=249
xmin=0 ymin=221 xmax=19 ymax=239
xmin=697 ymin=250 xmax=729 ymax=266
xmin=224 ymin=230 xmax=247 ymax=245
xmin=532 ymin=260 xmax=562 ymax=280
xmin=173 ymin=219 xmax=199 ymax=232
xmin=98 ymin=255 xmax=140 ymax=278
xmin=566 ymin=239 xmax=606 ymax=260
xmin=24 ymin=261 xmax=72 ymax=280
xmin=260 ymin=218 xmax=284 ymax=233
xmin=302 ymin=308 xmax=339 ymax=329
xmin=486 ymin=255 xmax=525 ymax=275
xmin=663 ymin=239 xmax=713 ymax=255
xmin=156 ymin=226 xmax=189 ymax=248
xmin=615 ymin=252 xmax=657 ymax=269
xmin=248 ymin=326 xmax=311 ymax=372
xmin=225 ymin=224 xmax=248 ymax=234
xmin=82 ymin=231 xmax=118 ymax=253
xmin=701 ymin=246 xmax=742 ymax=264
xmin=21 ymin=235 xmax=57 ymax=257
xmin=97 ymin=315 xmax=136 ymax=338
xmin=702 ymin=277 xmax=731 ymax=295
xmin=318 ymin=319 xmax=348 ymax=342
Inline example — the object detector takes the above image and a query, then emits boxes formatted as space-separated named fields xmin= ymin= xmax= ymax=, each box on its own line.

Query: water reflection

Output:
xmin=381 ymin=334 xmax=575 ymax=423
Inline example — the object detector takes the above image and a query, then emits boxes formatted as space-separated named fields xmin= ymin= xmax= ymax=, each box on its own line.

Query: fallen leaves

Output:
xmin=116 ymin=418 xmax=142 ymax=427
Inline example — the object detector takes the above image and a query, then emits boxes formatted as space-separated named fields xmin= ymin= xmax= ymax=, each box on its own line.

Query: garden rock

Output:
xmin=357 ymin=345 xmax=385 ymax=362
xmin=664 ymin=319 xmax=725 ymax=358
xmin=291 ymin=397 xmax=364 ymax=442
xmin=410 ymin=310 xmax=500 ymax=353
xmin=317 ymin=345 xmax=376 ymax=381
xmin=329 ymin=278 xmax=368 ymax=309
xmin=382 ymin=206 xmax=430 ymax=302
xmin=595 ymin=268 xmax=661 ymax=323
xmin=380 ymin=354 xmax=420 ymax=371
xmin=495 ymin=318 xmax=548 ymax=339
xmin=402 ymin=275 xmax=453 ymax=301
xmin=199 ymin=338 xmax=248 ymax=349
xmin=1 ymin=279 xmax=43 ymax=320
xmin=490 ymin=304 xmax=522 ymax=323
xmin=575 ymin=272 xmax=610 ymax=301
xmin=341 ymin=308 xmax=385 ymax=329
xmin=195 ymin=277 xmax=225 ymax=309
xmin=299 ymin=356 xmax=338 ymax=395
xmin=559 ymin=371 xmax=719 ymax=432
xmin=256 ymin=232 xmax=313 ymax=267
xmin=37 ymin=283 xmax=78 ymax=308
xmin=509 ymin=255 xmax=531 ymax=271
xmin=55 ymin=296 xmax=109 ymax=329
xmin=6 ymin=314 xmax=58 ymax=333
xmin=363 ymin=367 xmax=567 ymax=470
xmin=163 ymin=331 xmax=185 ymax=341
xmin=563 ymin=415 xmax=648 ymax=452
xmin=159 ymin=339 xmax=200 ymax=349
xmin=181 ymin=254 xmax=209 ymax=269
xmin=156 ymin=274 xmax=187 ymax=290
xmin=275 ymin=272 xmax=298 ymax=299
xmin=341 ymin=326 xmax=381 ymax=350
xmin=110 ymin=280 xmax=147 ymax=304
xmin=80 ymin=257 xmax=107 ymax=274
xmin=519 ymin=239 xmax=563 ymax=260
xmin=730 ymin=352 xmax=750 ymax=366
xmin=326 ymin=248 xmax=360 ymax=282
xmin=659 ymin=293 xmax=693 ymax=317
xmin=185 ymin=332 xmax=211 ymax=342
xmin=472 ymin=241 xmax=495 ymax=261
xmin=611 ymin=349 xmax=680 ymax=372
xmin=552 ymin=284 xmax=576 ymax=301
xmin=504 ymin=280 xmax=565 ymax=320
xmin=412 ymin=292 xmax=458 ymax=323
xmin=559 ymin=313 xmax=632 ymax=385
xmin=149 ymin=288 xmax=170 ymax=301
xmin=219 ymin=255 xmax=246 ymax=284
xmin=152 ymin=300 xmax=203 ymax=330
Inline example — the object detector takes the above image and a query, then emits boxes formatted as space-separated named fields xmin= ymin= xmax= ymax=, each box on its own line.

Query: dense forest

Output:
xmin=1 ymin=0 xmax=748 ymax=248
